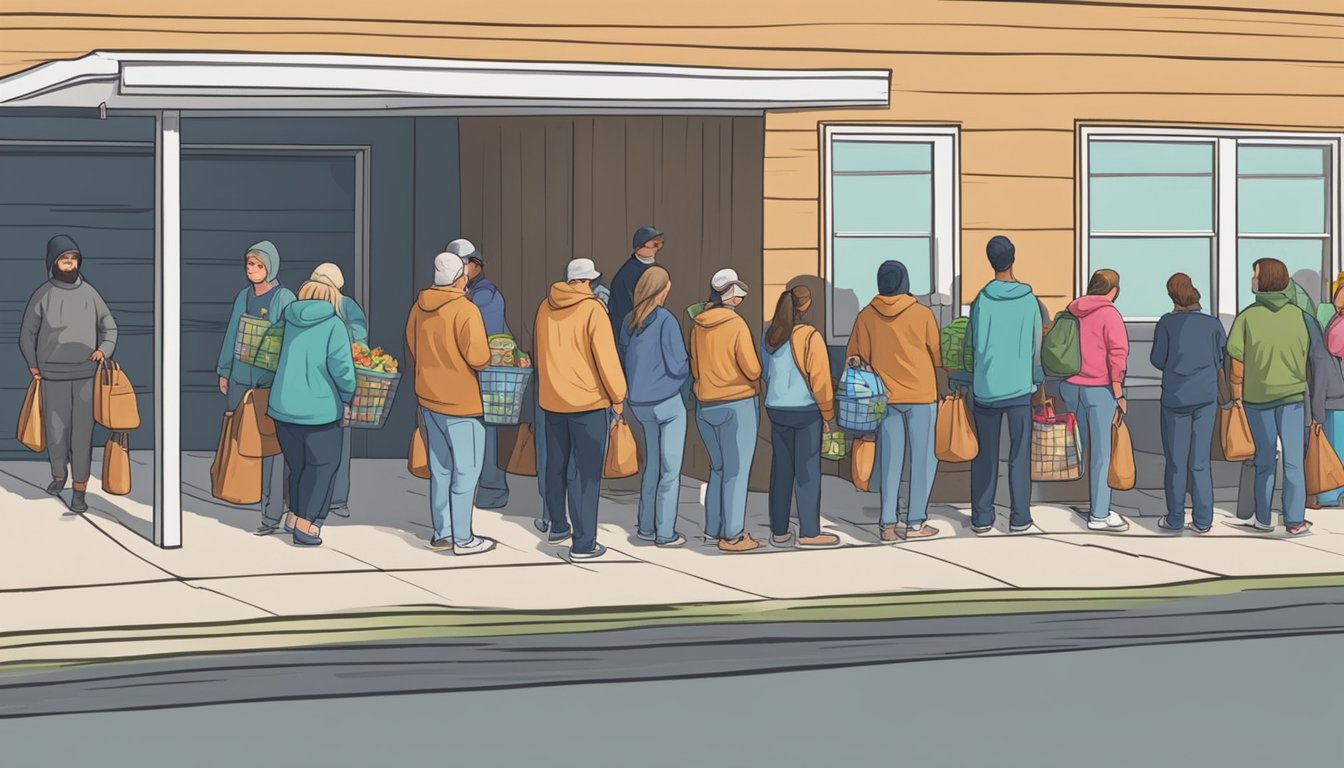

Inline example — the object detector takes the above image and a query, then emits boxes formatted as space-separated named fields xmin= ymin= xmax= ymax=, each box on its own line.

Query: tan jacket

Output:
xmin=534 ymin=282 xmax=627 ymax=413
xmin=846 ymin=295 xmax=941 ymax=405
xmin=690 ymin=306 xmax=761 ymax=403
xmin=786 ymin=324 xmax=836 ymax=423
xmin=405 ymin=286 xmax=490 ymax=417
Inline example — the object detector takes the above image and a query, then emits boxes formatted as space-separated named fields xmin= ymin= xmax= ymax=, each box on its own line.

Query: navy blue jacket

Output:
xmin=608 ymin=255 xmax=653 ymax=343
xmin=1150 ymin=309 xmax=1227 ymax=409
xmin=468 ymin=277 xmax=511 ymax=338
xmin=619 ymin=307 xmax=690 ymax=406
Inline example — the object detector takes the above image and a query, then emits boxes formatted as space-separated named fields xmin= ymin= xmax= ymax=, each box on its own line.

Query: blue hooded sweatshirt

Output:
xmin=468 ymin=276 xmax=511 ymax=338
xmin=217 ymin=240 xmax=296 ymax=388
xmin=619 ymin=306 xmax=690 ymax=405
xmin=969 ymin=280 xmax=1044 ymax=404
xmin=267 ymin=300 xmax=357 ymax=426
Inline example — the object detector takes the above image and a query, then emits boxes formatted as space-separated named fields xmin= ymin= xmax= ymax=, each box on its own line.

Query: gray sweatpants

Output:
xmin=43 ymin=377 xmax=95 ymax=484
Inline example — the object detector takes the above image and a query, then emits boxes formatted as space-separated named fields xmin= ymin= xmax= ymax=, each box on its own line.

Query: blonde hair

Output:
xmin=628 ymin=266 xmax=671 ymax=332
xmin=298 ymin=280 xmax=344 ymax=318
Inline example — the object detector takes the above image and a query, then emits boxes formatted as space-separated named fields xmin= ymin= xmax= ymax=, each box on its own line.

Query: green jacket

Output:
xmin=1227 ymin=289 xmax=1310 ymax=407
xmin=267 ymin=300 xmax=357 ymax=426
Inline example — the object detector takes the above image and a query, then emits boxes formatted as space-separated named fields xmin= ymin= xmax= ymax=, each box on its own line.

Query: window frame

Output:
xmin=821 ymin=124 xmax=960 ymax=345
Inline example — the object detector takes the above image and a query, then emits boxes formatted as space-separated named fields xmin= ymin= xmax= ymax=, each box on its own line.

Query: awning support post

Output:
xmin=153 ymin=109 xmax=182 ymax=549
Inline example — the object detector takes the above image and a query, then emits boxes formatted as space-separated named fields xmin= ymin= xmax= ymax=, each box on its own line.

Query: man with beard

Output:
xmin=20 ymin=235 xmax=119 ymax=514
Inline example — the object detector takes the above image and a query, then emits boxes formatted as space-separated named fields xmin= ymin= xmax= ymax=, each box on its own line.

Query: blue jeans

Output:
xmin=1315 ymin=410 xmax=1344 ymax=506
xmin=970 ymin=395 xmax=1032 ymax=529
xmin=421 ymin=409 xmax=485 ymax=545
xmin=872 ymin=403 xmax=938 ymax=527
xmin=542 ymin=409 xmax=609 ymax=554
xmin=767 ymin=407 xmax=823 ymax=538
xmin=273 ymin=420 xmax=342 ymax=528
xmin=1245 ymin=402 xmax=1307 ymax=527
xmin=631 ymin=396 xmax=687 ymax=543
xmin=475 ymin=425 xmax=510 ymax=509
xmin=1060 ymin=382 xmax=1117 ymax=520
xmin=696 ymin=397 xmax=758 ymax=540
xmin=1160 ymin=403 xmax=1217 ymax=531
xmin=533 ymin=403 xmax=580 ymax=529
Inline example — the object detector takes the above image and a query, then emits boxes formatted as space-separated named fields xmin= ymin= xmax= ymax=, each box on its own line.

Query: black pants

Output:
xmin=543 ymin=408 xmax=608 ymax=553
xmin=970 ymin=395 xmax=1033 ymax=528
xmin=274 ymin=420 xmax=343 ymax=527
xmin=767 ymin=407 xmax=823 ymax=538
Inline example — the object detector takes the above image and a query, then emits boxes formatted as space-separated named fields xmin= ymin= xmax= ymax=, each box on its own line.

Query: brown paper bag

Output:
xmin=236 ymin=388 xmax=283 ymax=458
xmin=851 ymin=435 xmax=876 ymax=492
xmin=1219 ymin=402 xmax=1256 ymax=462
xmin=408 ymin=418 xmax=430 ymax=480
xmin=507 ymin=423 xmax=538 ymax=476
xmin=17 ymin=379 xmax=44 ymax=453
xmin=93 ymin=360 xmax=140 ymax=431
xmin=1108 ymin=411 xmax=1136 ymax=491
xmin=1305 ymin=423 xmax=1344 ymax=496
xmin=603 ymin=415 xmax=639 ymax=479
xmin=935 ymin=391 xmax=978 ymax=463
xmin=102 ymin=432 xmax=131 ymax=496
xmin=210 ymin=410 xmax=261 ymax=505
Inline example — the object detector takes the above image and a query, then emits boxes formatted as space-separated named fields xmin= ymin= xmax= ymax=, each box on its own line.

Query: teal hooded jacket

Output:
xmin=216 ymin=240 xmax=296 ymax=387
xmin=266 ymin=300 xmax=357 ymax=426
xmin=969 ymin=280 xmax=1044 ymax=404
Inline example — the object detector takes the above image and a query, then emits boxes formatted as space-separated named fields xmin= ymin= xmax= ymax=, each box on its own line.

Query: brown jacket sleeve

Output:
xmin=926 ymin=311 xmax=943 ymax=369
xmin=404 ymin=308 xmax=418 ymax=369
xmin=846 ymin=310 xmax=870 ymax=364
xmin=794 ymin=326 xmax=835 ymax=422
xmin=459 ymin=304 xmax=491 ymax=373
xmin=734 ymin=318 xmax=763 ymax=383
xmin=589 ymin=302 xmax=628 ymax=405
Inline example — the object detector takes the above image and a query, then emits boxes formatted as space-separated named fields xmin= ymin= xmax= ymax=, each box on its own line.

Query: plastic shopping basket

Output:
xmin=479 ymin=367 xmax=534 ymax=426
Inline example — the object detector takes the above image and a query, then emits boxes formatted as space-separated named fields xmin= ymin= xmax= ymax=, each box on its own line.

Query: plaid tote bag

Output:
xmin=1031 ymin=400 xmax=1083 ymax=482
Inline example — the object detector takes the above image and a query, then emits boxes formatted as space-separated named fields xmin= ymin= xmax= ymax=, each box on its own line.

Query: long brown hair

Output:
xmin=766 ymin=285 xmax=812 ymax=350
xmin=1166 ymin=273 xmax=1201 ymax=309
xmin=628 ymin=265 xmax=671 ymax=332
xmin=1252 ymin=258 xmax=1290 ymax=293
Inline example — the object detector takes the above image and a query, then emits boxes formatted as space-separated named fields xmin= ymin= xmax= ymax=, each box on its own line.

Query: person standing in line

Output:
xmin=1228 ymin=257 xmax=1315 ymax=536
xmin=405 ymin=252 xmax=497 ymax=555
xmin=1060 ymin=269 xmax=1132 ymax=533
xmin=302 ymin=263 xmax=366 ymax=521
xmin=534 ymin=258 xmax=628 ymax=560
xmin=967 ymin=236 xmax=1043 ymax=534
xmin=1315 ymin=282 xmax=1344 ymax=508
xmin=19 ymin=235 xmax=118 ymax=514
xmin=446 ymin=238 xmax=511 ymax=511
xmin=846 ymin=260 xmax=943 ymax=542
xmin=762 ymin=285 xmax=840 ymax=549
xmin=1151 ymin=273 xmax=1225 ymax=534
xmin=690 ymin=268 xmax=763 ymax=553
xmin=620 ymin=266 xmax=690 ymax=548
xmin=267 ymin=280 xmax=356 ymax=547
xmin=609 ymin=226 xmax=665 ymax=353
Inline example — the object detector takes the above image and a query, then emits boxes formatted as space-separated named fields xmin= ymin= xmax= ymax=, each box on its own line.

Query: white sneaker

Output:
xmin=454 ymin=536 xmax=497 ymax=556
xmin=1087 ymin=512 xmax=1130 ymax=532
xmin=1248 ymin=520 xmax=1275 ymax=532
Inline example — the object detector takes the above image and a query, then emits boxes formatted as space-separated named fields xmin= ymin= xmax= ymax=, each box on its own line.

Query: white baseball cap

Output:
xmin=434 ymin=251 xmax=466 ymax=286
xmin=566 ymin=258 xmax=601 ymax=282
xmin=445 ymin=238 xmax=482 ymax=265
xmin=711 ymin=268 xmax=747 ymax=296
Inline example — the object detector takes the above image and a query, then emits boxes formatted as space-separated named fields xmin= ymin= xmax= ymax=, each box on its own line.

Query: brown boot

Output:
xmin=717 ymin=534 xmax=763 ymax=553
xmin=797 ymin=533 xmax=841 ymax=549
xmin=880 ymin=524 xmax=900 ymax=543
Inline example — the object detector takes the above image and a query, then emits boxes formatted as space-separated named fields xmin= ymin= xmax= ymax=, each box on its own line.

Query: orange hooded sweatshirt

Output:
xmin=846 ymin=294 xmax=942 ymax=405
xmin=535 ymin=281 xmax=627 ymax=413
xmin=405 ymin=285 xmax=491 ymax=417
xmin=690 ymin=306 xmax=762 ymax=403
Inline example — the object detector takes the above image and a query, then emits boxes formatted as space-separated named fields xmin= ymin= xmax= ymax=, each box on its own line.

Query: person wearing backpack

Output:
xmin=1316 ymin=282 xmax=1344 ymax=508
xmin=762 ymin=286 xmax=841 ymax=549
xmin=967 ymin=236 xmax=1043 ymax=533
xmin=1059 ymin=269 xmax=1132 ymax=533
xmin=1150 ymin=273 xmax=1226 ymax=534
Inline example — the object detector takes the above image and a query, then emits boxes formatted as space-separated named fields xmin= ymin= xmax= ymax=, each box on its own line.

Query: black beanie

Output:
xmin=986 ymin=235 xmax=1015 ymax=272
xmin=46 ymin=234 xmax=82 ymax=272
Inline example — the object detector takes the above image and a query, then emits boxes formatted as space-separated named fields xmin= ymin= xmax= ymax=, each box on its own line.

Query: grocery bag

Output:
xmin=1108 ymin=411 xmax=1136 ymax=491
xmin=821 ymin=428 xmax=847 ymax=462
xmin=93 ymin=360 xmax=140 ymax=431
xmin=102 ymin=432 xmax=131 ymax=496
xmin=210 ymin=411 xmax=261 ymax=505
xmin=851 ymin=435 xmax=876 ymax=492
xmin=236 ymin=388 xmax=282 ymax=458
xmin=935 ymin=391 xmax=978 ymax=463
xmin=1031 ymin=400 xmax=1083 ymax=482
xmin=1305 ymin=423 xmax=1344 ymax=496
xmin=408 ymin=418 xmax=430 ymax=480
xmin=507 ymin=423 xmax=538 ymax=476
xmin=1219 ymin=402 xmax=1256 ymax=462
xmin=17 ymin=379 xmax=44 ymax=453
xmin=603 ymin=414 xmax=639 ymax=479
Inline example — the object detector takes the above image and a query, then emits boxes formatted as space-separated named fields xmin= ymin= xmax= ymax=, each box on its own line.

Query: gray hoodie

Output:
xmin=20 ymin=235 xmax=119 ymax=381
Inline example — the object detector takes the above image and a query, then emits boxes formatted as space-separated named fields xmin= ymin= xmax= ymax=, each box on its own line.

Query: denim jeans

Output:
xmin=767 ymin=407 xmax=823 ymax=538
xmin=970 ymin=395 xmax=1032 ymax=529
xmin=1160 ymin=403 xmax=1217 ymax=530
xmin=631 ymin=396 xmax=687 ymax=543
xmin=475 ymin=425 xmax=510 ymax=509
xmin=1060 ymin=382 xmax=1117 ymax=520
xmin=1245 ymin=402 xmax=1307 ymax=528
xmin=696 ymin=397 xmax=758 ymax=540
xmin=329 ymin=426 xmax=352 ymax=512
xmin=421 ymin=409 xmax=485 ymax=545
xmin=227 ymin=383 xmax=285 ymax=525
xmin=273 ymin=420 xmax=342 ymax=528
xmin=872 ymin=402 xmax=938 ymax=527
xmin=1316 ymin=410 xmax=1344 ymax=506
xmin=533 ymin=400 xmax=580 ymax=528
xmin=542 ymin=408 xmax=609 ymax=554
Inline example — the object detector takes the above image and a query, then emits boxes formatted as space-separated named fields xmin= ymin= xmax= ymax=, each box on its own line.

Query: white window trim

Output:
xmin=822 ymin=124 xmax=960 ymax=344
xmin=1080 ymin=126 xmax=1342 ymax=328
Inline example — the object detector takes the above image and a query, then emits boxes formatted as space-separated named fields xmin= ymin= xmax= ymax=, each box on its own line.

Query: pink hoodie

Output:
xmin=1065 ymin=294 xmax=1128 ymax=387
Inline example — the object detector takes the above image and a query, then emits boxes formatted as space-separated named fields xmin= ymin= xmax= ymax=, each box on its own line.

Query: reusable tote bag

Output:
xmin=211 ymin=410 xmax=262 ymax=505
xmin=408 ymin=416 xmax=430 ymax=480
xmin=235 ymin=388 xmax=282 ymax=459
xmin=93 ymin=360 xmax=140 ymax=431
xmin=507 ymin=423 xmax=538 ymax=476
xmin=17 ymin=379 xmax=44 ymax=453
xmin=850 ymin=435 xmax=876 ymax=492
xmin=935 ymin=390 xmax=979 ymax=463
xmin=1031 ymin=400 xmax=1083 ymax=482
xmin=1305 ymin=423 xmax=1344 ymax=497
xmin=102 ymin=432 xmax=132 ymax=496
xmin=603 ymin=414 xmax=639 ymax=479
xmin=1219 ymin=401 xmax=1256 ymax=462
xmin=1108 ymin=411 xmax=1136 ymax=491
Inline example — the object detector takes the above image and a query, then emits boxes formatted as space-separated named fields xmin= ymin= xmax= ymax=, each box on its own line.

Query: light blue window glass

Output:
xmin=1238 ymin=145 xmax=1325 ymax=176
xmin=831 ymin=237 xmax=932 ymax=330
xmin=1238 ymin=146 xmax=1328 ymax=235
xmin=1237 ymin=239 xmax=1327 ymax=311
xmin=1090 ymin=141 xmax=1213 ymax=175
xmin=1088 ymin=237 xmax=1212 ymax=319
xmin=1090 ymin=176 xmax=1213 ymax=232
xmin=832 ymin=141 xmax=932 ymax=173
xmin=832 ymin=174 xmax=932 ymax=233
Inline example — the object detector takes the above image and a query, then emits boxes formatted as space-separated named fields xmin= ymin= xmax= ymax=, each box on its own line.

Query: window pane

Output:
xmin=1238 ymin=145 xmax=1325 ymax=176
xmin=831 ymin=237 xmax=932 ymax=331
xmin=1238 ymin=177 xmax=1327 ymax=234
xmin=832 ymin=174 xmax=932 ymax=233
xmin=1236 ymin=238 xmax=1327 ymax=311
xmin=1090 ymin=176 xmax=1213 ymax=232
xmin=1089 ymin=140 xmax=1213 ymax=175
xmin=1088 ymin=237 xmax=1212 ymax=319
xmin=832 ymin=140 xmax=932 ymax=173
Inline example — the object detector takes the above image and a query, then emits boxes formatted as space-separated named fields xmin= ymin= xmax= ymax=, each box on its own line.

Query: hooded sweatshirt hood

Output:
xmin=46 ymin=234 xmax=81 ymax=272
xmin=1065 ymin=294 xmax=1129 ymax=388
xmin=246 ymin=240 xmax=281 ymax=284
xmin=693 ymin=306 xmax=740 ymax=328
xmin=868 ymin=294 xmax=919 ymax=318
xmin=877 ymin=261 xmax=910 ymax=297
xmin=418 ymin=285 xmax=469 ymax=313
xmin=1255 ymin=288 xmax=1295 ymax=312
xmin=547 ymin=281 xmax=600 ymax=311
xmin=980 ymin=280 xmax=1036 ymax=301
xmin=1067 ymin=293 xmax=1117 ymax=317
xmin=284 ymin=299 xmax=337 ymax=328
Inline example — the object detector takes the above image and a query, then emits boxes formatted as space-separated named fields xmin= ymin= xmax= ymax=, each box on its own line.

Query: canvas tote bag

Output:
xmin=1306 ymin=422 xmax=1344 ymax=496
xmin=235 ymin=388 xmax=282 ymax=458
xmin=603 ymin=414 xmax=639 ymax=479
xmin=93 ymin=360 xmax=140 ymax=431
xmin=211 ymin=410 xmax=262 ymax=505
xmin=1031 ymin=399 xmax=1083 ymax=482
xmin=1108 ymin=411 xmax=1136 ymax=491
xmin=507 ymin=423 xmax=538 ymax=476
xmin=408 ymin=415 xmax=430 ymax=480
xmin=935 ymin=390 xmax=979 ymax=463
xmin=102 ymin=432 xmax=131 ymax=496
xmin=17 ymin=379 xmax=44 ymax=453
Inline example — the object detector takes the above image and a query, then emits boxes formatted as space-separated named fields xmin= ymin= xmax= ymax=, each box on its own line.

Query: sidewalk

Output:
xmin=1 ymin=450 xmax=1343 ymax=665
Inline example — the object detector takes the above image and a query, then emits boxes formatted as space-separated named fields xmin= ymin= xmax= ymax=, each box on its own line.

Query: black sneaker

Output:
xmin=253 ymin=523 xmax=281 ymax=536
xmin=69 ymin=490 xmax=88 ymax=514
xmin=46 ymin=479 xmax=67 ymax=496
xmin=548 ymin=529 xmax=573 ymax=545
xmin=329 ymin=506 xmax=351 ymax=518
